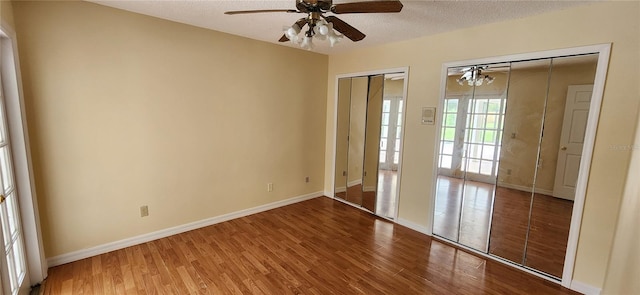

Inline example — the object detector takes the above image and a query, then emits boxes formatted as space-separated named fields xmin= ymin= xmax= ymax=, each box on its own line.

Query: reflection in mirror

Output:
xmin=375 ymin=75 xmax=405 ymax=219
xmin=434 ymin=51 xmax=603 ymax=280
xmin=489 ymin=59 xmax=552 ymax=264
xmin=334 ymin=78 xmax=352 ymax=200
xmin=524 ymin=54 xmax=598 ymax=277
xmin=434 ymin=64 xmax=509 ymax=248
xmin=334 ymin=71 xmax=407 ymax=220
xmin=458 ymin=65 xmax=510 ymax=252
xmin=345 ymin=77 xmax=369 ymax=205
xmin=433 ymin=67 xmax=474 ymax=242
xmin=362 ymin=75 xmax=384 ymax=212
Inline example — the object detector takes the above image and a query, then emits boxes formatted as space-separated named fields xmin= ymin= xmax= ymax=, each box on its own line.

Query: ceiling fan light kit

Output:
xmin=283 ymin=16 xmax=343 ymax=50
xmin=457 ymin=66 xmax=496 ymax=86
xmin=225 ymin=0 xmax=403 ymax=50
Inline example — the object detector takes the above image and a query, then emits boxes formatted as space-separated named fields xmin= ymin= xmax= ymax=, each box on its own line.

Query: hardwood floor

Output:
xmin=41 ymin=197 xmax=578 ymax=295
xmin=434 ymin=176 xmax=573 ymax=279
xmin=490 ymin=187 xmax=573 ymax=278
xmin=375 ymin=169 xmax=398 ymax=219
xmin=334 ymin=170 xmax=398 ymax=219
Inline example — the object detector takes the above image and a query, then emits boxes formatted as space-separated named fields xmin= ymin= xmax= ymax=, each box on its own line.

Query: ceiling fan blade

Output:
xmin=324 ymin=16 xmax=365 ymax=41
xmin=224 ymin=9 xmax=299 ymax=15
xmin=278 ymin=18 xmax=308 ymax=42
xmin=330 ymin=1 xmax=403 ymax=14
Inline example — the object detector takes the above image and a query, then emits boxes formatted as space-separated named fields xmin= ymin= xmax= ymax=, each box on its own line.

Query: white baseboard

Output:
xmin=47 ymin=191 xmax=324 ymax=267
xmin=570 ymin=280 xmax=601 ymax=295
xmin=363 ymin=186 xmax=376 ymax=192
xmin=347 ymin=179 xmax=362 ymax=187
xmin=498 ymin=182 xmax=554 ymax=196
xmin=396 ymin=218 xmax=431 ymax=235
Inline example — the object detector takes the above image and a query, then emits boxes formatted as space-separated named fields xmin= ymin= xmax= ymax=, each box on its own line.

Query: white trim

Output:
xmin=347 ymin=179 xmax=362 ymax=187
xmin=443 ymin=44 xmax=612 ymax=69
xmin=47 ymin=191 xmax=324 ymax=267
xmin=396 ymin=218 xmax=431 ymax=235
xmin=363 ymin=185 xmax=376 ymax=192
xmin=431 ymin=43 xmax=612 ymax=290
xmin=562 ymin=43 xmax=611 ymax=288
xmin=1 ymin=21 xmax=48 ymax=285
xmin=335 ymin=67 xmax=410 ymax=80
xmin=497 ymin=182 xmax=554 ymax=197
xmin=570 ymin=280 xmax=601 ymax=295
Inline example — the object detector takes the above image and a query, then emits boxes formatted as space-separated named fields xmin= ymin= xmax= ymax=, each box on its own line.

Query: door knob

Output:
xmin=0 ymin=195 xmax=5 ymax=204
xmin=561 ymin=146 xmax=567 ymax=151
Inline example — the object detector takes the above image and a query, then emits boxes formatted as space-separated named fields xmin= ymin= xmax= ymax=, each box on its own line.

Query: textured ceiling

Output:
xmin=87 ymin=0 xmax=594 ymax=55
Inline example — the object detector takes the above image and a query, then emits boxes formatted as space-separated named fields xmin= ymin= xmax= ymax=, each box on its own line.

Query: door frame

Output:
xmin=1 ymin=21 xmax=48 ymax=288
xmin=429 ymin=44 xmax=611 ymax=290
xmin=330 ymin=67 xmax=409 ymax=221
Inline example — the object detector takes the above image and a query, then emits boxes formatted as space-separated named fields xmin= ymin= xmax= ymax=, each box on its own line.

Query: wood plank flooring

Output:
xmin=434 ymin=176 xmax=573 ymax=278
xmin=41 ymin=197 xmax=578 ymax=295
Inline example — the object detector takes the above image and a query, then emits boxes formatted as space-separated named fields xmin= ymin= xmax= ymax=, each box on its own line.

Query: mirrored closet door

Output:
xmin=334 ymin=72 xmax=407 ymax=219
xmin=433 ymin=53 xmax=599 ymax=279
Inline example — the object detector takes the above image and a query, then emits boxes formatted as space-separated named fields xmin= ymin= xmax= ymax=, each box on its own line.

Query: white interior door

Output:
xmin=0 ymin=76 xmax=29 ymax=295
xmin=553 ymin=85 xmax=593 ymax=200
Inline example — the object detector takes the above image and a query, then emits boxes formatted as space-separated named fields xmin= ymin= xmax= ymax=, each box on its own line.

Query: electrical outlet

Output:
xmin=267 ymin=183 xmax=273 ymax=192
xmin=140 ymin=205 xmax=149 ymax=217
xmin=305 ymin=176 xmax=310 ymax=183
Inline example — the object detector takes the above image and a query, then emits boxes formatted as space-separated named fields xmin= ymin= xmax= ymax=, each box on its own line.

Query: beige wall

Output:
xmin=602 ymin=105 xmax=640 ymax=294
xmin=324 ymin=1 xmax=639 ymax=289
xmin=13 ymin=1 xmax=327 ymax=257
xmin=362 ymin=76 xmax=383 ymax=191
xmin=536 ymin=61 xmax=598 ymax=192
xmin=334 ymin=78 xmax=351 ymax=192
xmin=384 ymin=78 xmax=404 ymax=97
xmin=1 ymin=0 xmax=15 ymax=29
xmin=499 ymin=61 xmax=597 ymax=192
xmin=347 ymin=77 xmax=367 ymax=183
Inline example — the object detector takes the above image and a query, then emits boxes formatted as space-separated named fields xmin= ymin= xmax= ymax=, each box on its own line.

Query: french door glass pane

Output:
xmin=442 ymin=141 xmax=453 ymax=154
xmin=381 ymin=113 xmax=389 ymax=125
xmin=1 ymin=204 xmax=10 ymax=247
xmin=446 ymin=99 xmax=458 ymax=112
xmin=12 ymin=241 xmax=24 ymax=283
xmin=440 ymin=155 xmax=452 ymax=168
xmin=0 ymin=147 xmax=13 ymax=193
xmin=6 ymin=193 xmax=17 ymax=237
xmin=382 ymin=100 xmax=391 ymax=112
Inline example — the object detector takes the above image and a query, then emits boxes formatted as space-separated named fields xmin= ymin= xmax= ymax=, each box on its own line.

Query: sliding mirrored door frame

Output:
xmin=331 ymin=67 xmax=409 ymax=221
xmin=429 ymin=44 xmax=611 ymax=288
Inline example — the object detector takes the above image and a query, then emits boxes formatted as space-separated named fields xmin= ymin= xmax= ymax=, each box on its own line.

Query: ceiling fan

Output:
xmin=224 ymin=0 xmax=403 ymax=49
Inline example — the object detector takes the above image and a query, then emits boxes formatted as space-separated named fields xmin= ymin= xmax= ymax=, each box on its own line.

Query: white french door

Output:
xmin=438 ymin=95 xmax=506 ymax=183
xmin=0 ymin=76 xmax=29 ymax=295
xmin=379 ymin=96 xmax=403 ymax=171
